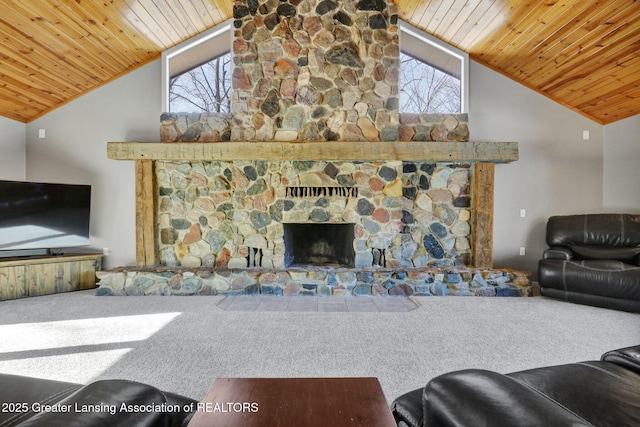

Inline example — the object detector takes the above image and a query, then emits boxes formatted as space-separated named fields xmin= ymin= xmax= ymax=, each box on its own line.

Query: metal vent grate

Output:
xmin=285 ymin=186 xmax=358 ymax=198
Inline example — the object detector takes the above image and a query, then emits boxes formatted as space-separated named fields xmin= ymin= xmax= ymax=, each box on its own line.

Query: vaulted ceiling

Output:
xmin=1 ymin=0 xmax=638 ymax=124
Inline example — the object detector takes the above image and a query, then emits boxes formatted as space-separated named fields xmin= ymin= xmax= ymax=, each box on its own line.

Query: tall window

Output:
xmin=162 ymin=20 xmax=467 ymax=115
xmin=161 ymin=21 xmax=232 ymax=113
xmin=169 ymin=53 xmax=231 ymax=113
xmin=399 ymin=22 xmax=468 ymax=114
xmin=400 ymin=52 xmax=461 ymax=113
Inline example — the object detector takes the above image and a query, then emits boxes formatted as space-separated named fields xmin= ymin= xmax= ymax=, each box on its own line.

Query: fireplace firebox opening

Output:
xmin=283 ymin=223 xmax=355 ymax=268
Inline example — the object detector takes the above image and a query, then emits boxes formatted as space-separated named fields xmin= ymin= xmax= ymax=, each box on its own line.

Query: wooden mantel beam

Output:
xmin=107 ymin=141 xmax=518 ymax=163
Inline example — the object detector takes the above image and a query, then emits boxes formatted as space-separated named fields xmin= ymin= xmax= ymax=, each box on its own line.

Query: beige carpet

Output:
xmin=1 ymin=290 xmax=638 ymax=403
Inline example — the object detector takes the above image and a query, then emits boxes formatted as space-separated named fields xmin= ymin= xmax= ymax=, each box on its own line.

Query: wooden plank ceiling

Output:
xmin=0 ymin=0 xmax=638 ymax=124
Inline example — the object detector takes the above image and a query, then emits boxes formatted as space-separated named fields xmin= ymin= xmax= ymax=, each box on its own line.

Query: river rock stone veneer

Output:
xmin=231 ymin=0 xmax=401 ymax=142
xmin=96 ymin=266 xmax=532 ymax=297
xmin=160 ymin=112 xmax=469 ymax=143
xmin=156 ymin=159 xmax=473 ymax=269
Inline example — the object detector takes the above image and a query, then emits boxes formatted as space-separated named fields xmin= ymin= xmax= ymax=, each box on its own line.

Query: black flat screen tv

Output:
xmin=0 ymin=180 xmax=91 ymax=257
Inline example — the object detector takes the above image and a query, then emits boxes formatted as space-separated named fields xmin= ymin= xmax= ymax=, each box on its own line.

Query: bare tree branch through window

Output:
xmin=169 ymin=50 xmax=459 ymax=115
xmin=399 ymin=53 xmax=461 ymax=114
xmin=169 ymin=53 xmax=231 ymax=113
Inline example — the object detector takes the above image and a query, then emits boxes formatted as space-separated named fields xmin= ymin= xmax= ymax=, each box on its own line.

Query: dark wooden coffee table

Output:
xmin=187 ymin=377 xmax=396 ymax=427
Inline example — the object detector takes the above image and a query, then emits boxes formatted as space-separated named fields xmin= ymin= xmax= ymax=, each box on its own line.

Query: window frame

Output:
xmin=161 ymin=19 xmax=233 ymax=112
xmin=160 ymin=19 xmax=469 ymax=114
xmin=398 ymin=21 xmax=470 ymax=114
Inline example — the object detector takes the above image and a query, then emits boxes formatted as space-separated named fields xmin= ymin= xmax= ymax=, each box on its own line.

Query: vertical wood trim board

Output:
xmin=472 ymin=162 xmax=495 ymax=268
xmin=136 ymin=160 xmax=158 ymax=266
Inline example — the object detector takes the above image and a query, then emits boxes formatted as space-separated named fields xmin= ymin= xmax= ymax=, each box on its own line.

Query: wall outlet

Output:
xmin=519 ymin=247 xmax=526 ymax=256
xmin=103 ymin=247 xmax=110 ymax=256
xmin=520 ymin=209 xmax=526 ymax=218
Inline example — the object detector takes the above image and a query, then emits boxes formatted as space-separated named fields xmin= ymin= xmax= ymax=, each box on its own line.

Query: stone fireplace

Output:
xmin=97 ymin=0 xmax=530 ymax=297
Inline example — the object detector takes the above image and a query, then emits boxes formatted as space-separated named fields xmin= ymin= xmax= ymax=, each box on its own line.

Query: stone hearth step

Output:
xmin=95 ymin=266 xmax=531 ymax=297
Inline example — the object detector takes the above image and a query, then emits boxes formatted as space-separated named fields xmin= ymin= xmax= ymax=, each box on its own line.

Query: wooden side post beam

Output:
xmin=471 ymin=162 xmax=494 ymax=268
xmin=135 ymin=160 xmax=157 ymax=267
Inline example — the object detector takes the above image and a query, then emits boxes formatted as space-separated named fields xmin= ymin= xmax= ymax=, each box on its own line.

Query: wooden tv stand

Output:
xmin=0 ymin=253 xmax=102 ymax=301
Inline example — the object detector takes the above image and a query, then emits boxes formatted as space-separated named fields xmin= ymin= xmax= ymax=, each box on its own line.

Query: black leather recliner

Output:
xmin=538 ymin=213 xmax=640 ymax=312
xmin=0 ymin=374 xmax=196 ymax=426
xmin=391 ymin=345 xmax=640 ymax=427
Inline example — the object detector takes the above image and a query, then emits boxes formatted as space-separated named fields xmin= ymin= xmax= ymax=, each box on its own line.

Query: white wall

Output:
xmin=603 ymin=115 xmax=640 ymax=212
xmin=0 ymin=116 xmax=26 ymax=180
xmin=469 ymin=61 xmax=604 ymax=275
xmin=25 ymin=60 xmax=162 ymax=268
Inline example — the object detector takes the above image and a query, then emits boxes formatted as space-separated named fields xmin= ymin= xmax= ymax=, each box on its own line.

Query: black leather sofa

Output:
xmin=538 ymin=213 xmax=640 ymax=312
xmin=391 ymin=345 xmax=640 ymax=427
xmin=0 ymin=374 xmax=196 ymax=426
